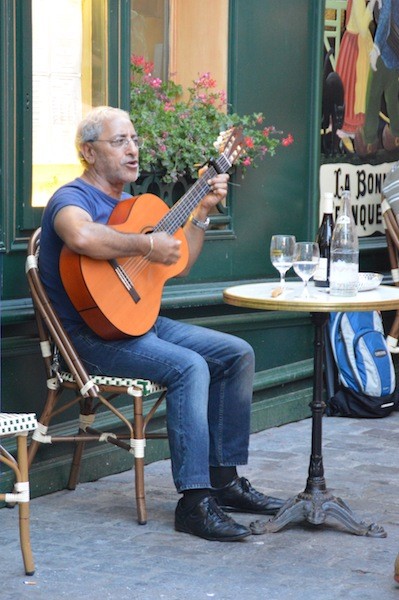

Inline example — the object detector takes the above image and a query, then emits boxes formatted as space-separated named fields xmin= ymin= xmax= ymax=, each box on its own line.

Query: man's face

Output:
xmin=88 ymin=115 xmax=140 ymax=185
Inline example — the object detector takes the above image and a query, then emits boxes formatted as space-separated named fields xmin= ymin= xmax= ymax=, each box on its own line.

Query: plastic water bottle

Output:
xmin=329 ymin=190 xmax=359 ymax=296
xmin=313 ymin=192 xmax=334 ymax=288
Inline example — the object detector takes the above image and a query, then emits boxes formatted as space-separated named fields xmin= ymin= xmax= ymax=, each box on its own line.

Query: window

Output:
xmin=130 ymin=0 xmax=231 ymax=233
xmin=131 ymin=1 xmax=228 ymax=99
xmin=0 ymin=0 xmax=132 ymax=247
xmin=131 ymin=0 xmax=168 ymax=79
xmin=31 ymin=0 xmax=108 ymax=207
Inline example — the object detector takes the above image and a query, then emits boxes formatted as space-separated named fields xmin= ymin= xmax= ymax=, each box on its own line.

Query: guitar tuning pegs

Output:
xmin=214 ymin=130 xmax=229 ymax=151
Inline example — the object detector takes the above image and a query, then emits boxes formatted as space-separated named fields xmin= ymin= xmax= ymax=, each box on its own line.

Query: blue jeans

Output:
xmin=71 ymin=317 xmax=255 ymax=492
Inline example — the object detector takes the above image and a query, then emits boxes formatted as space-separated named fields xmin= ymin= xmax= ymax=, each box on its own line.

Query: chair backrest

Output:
xmin=380 ymin=188 xmax=399 ymax=352
xmin=381 ymin=163 xmax=399 ymax=275
xmin=382 ymin=194 xmax=399 ymax=283
xmin=26 ymin=228 xmax=99 ymax=400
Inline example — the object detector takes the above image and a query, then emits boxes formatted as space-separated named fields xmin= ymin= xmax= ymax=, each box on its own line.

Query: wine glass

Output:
xmin=293 ymin=242 xmax=320 ymax=296
xmin=270 ymin=235 xmax=296 ymax=291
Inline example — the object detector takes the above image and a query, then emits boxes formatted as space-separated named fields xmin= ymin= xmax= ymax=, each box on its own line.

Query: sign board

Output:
xmin=319 ymin=162 xmax=396 ymax=238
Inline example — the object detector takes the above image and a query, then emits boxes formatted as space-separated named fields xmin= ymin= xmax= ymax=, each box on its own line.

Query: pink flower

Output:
xmin=262 ymin=126 xmax=275 ymax=138
xmin=245 ymin=136 xmax=255 ymax=149
xmin=163 ymin=103 xmax=175 ymax=112
xmin=195 ymin=72 xmax=217 ymax=89
xmin=149 ymin=77 xmax=162 ymax=89
xmin=217 ymin=90 xmax=227 ymax=108
xmin=282 ymin=133 xmax=294 ymax=146
xmin=131 ymin=54 xmax=145 ymax=67
xmin=131 ymin=54 xmax=154 ymax=75
xmin=196 ymin=93 xmax=207 ymax=103
xmin=243 ymin=157 xmax=252 ymax=166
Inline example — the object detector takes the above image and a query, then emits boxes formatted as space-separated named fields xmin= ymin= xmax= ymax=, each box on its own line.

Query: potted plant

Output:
xmin=130 ymin=55 xmax=293 ymax=186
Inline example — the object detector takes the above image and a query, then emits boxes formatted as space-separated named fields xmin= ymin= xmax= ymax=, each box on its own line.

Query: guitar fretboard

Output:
xmin=154 ymin=153 xmax=231 ymax=235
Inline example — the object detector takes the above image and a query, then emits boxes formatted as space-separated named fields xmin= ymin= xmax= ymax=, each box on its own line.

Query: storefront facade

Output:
xmin=1 ymin=1 xmax=389 ymax=498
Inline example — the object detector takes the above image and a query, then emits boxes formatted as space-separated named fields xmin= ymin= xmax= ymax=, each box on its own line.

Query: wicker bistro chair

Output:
xmin=0 ymin=412 xmax=38 ymax=575
xmin=381 ymin=163 xmax=399 ymax=353
xmin=26 ymin=228 xmax=167 ymax=525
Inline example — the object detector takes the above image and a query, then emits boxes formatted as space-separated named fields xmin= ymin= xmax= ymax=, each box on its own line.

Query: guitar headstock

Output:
xmin=213 ymin=127 xmax=245 ymax=167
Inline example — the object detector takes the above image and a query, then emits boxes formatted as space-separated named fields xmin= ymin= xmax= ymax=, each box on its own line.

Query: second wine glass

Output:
xmin=270 ymin=235 xmax=296 ymax=290
xmin=293 ymin=242 xmax=320 ymax=296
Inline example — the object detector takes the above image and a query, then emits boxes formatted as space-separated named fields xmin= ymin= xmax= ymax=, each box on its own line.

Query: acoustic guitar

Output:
xmin=60 ymin=127 xmax=245 ymax=339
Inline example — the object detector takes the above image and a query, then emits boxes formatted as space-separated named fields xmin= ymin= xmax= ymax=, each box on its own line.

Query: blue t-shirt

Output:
xmin=40 ymin=177 xmax=130 ymax=334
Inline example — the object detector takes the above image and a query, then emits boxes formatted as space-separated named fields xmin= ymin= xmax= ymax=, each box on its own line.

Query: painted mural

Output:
xmin=321 ymin=0 xmax=399 ymax=237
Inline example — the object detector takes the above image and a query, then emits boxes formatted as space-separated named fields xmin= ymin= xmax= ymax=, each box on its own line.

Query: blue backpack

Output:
xmin=327 ymin=311 xmax=398 ymax=418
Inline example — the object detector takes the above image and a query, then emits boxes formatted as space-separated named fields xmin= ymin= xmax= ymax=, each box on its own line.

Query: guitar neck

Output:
xmin=154 ymin=153 xmax=231 ymax=235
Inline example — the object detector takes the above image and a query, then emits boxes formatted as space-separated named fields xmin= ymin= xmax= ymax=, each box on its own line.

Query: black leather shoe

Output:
xmin=175 ymin=495 xmax=251 ymax=541
xmin=213 ymin=476 xmax=285 ymax=515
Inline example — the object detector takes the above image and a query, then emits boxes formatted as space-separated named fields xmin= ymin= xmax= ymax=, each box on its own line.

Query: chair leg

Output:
xmin=16 ymin=435 xmax=35 ymax=576
xmin=386 ymin=310 xmax=399 ymax=352
xmin=67 ymin=436 xmax=86 ymax=490
xmin=27 ymin=388 xmax=60 ymax=468
xmin=68 ymin=404 xmax=96 ymax=489
xmin=27 ymin=438 xmax=41 ymax=468
xmin=133 ymin=389 xmax=147 ymax=525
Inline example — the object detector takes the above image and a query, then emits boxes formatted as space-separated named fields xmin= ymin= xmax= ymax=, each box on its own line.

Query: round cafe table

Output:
xmin=223 ymin=280 xmax=399 ymax=537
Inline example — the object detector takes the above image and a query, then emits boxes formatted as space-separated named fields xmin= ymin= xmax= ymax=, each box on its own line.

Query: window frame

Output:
xmin=0 ymin=0 xmax=131 ymax=253
xmin=1 ymin=0 xmax=35 ymax=252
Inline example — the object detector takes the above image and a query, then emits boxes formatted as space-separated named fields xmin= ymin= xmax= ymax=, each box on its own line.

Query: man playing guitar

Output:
xmin=39 ymin=106 xmax=284 ymax=541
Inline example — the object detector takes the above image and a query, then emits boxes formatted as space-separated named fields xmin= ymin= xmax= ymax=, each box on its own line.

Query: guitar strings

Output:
xmin=116 ymin=153 xmax=232 ymax=284
xmin=118 ymin=169 xmax=217 ymax=281
xmin=116 ymin=177 xmax=213 ymax=285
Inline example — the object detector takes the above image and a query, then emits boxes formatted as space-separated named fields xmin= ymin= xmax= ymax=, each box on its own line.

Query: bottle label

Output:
xmin=323 ymin=194 xmax=333 ymax=214
xmin=330 ymin=261 xmax=359 ymax=296
xmin=313 ymin=257 xmax=328 ymax=281
xmin=336 ymin=215 xmax=351 ymax=225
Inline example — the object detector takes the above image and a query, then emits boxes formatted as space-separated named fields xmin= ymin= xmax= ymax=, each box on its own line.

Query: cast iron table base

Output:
xmin=251 ymin=312 xmax=387 ymax=538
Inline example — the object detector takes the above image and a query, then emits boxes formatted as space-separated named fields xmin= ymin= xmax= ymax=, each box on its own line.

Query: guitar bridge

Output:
xmin=109 ymin=259 xmax=141 ymax=303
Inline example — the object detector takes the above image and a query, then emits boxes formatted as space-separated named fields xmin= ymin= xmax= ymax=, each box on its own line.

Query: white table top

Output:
xmin=223 ymin=281 xmax=399 ymax=313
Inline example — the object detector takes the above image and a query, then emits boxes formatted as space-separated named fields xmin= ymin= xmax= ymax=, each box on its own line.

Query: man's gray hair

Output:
xmin=75 ymin=106 xmax=132 ymax=166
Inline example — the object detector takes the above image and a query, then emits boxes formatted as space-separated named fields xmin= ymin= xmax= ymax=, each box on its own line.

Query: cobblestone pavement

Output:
xmin=2 ymin=413 xmax=399 ymax=600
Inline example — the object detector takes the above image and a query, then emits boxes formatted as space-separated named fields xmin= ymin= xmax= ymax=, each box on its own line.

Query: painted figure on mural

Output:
xmin=355 ymin=0 xmax=399 ymax=156
xmin=322 ymin=49 xmax=345 ymax=156
xmin=335 ymin=0 xmax=379 ymax=153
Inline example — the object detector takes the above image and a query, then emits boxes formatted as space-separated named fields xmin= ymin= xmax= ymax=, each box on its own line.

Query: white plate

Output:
xmin=357 ymin=272 xmax=383 ymax=292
